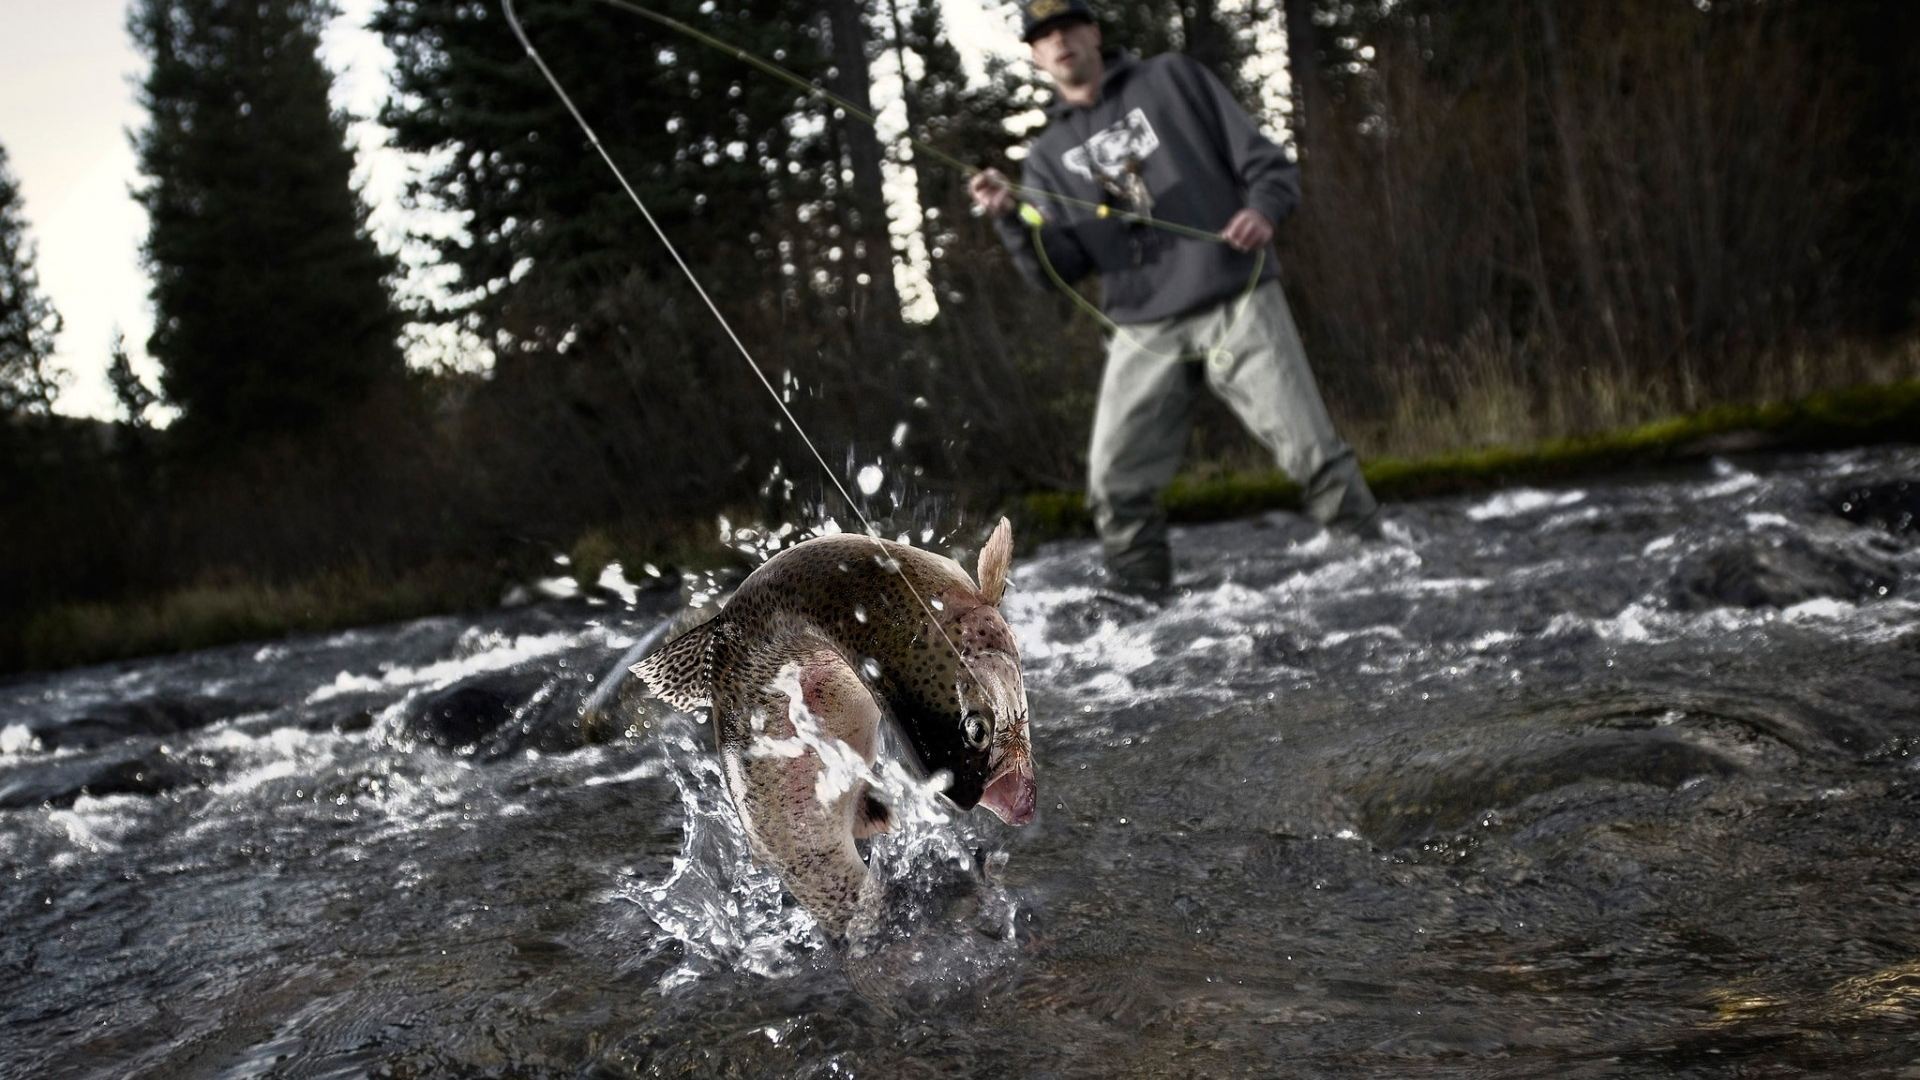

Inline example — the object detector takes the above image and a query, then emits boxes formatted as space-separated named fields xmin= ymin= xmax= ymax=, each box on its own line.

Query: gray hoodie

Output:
xmin=993 ymin=50 xmax=1297 ymax=325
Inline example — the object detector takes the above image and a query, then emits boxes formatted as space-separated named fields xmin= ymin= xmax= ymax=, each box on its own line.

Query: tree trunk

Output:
xmin=1282 ymin=0 xmax=1322 ymax=159
xmin=823 ymin=0 xmax=904 ymax=338
xmin=1534 ymin=0 xmax=1628 ymax=372
xmin=1181 ymin=0 xmax=1232 ymax=81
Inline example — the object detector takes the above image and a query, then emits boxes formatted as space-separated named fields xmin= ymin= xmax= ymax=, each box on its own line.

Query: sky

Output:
xmin=0 ymin=0 xmax=408 ymax=420
xmin=1 ymin=0 xmax=156 ymax=420
xmin=0 ymin=0 xmax=1031 ymax=421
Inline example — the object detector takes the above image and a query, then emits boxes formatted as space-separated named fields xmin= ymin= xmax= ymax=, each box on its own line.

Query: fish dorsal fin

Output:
xmin=977 ymin=517 xmax=1013 ymax=606
xmin=631 ymin=621 xmax=715 ymax=712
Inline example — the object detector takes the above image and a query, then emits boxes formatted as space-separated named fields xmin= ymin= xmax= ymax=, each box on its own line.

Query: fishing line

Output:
xmin=499 ymin=0 xmax=853 ymax=522
xmin=502 ymin=0 xmax=1274 ymax=655
xmin=1025 ymin=215 xmax=1267 ymax=365
xmin=501 ymin=0 xmax=984 ymax=684
xmin=588 ymin=0 xmax=1275 ymax=367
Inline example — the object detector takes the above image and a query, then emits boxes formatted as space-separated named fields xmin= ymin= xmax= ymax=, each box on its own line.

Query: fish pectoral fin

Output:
xmin=631 ymin=621 xmax=714 ymax=712
xmin=854 ymin=788 xmax=892 ymax=839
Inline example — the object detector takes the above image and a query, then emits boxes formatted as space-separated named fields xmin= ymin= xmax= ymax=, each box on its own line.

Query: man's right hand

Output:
xmin=969 ymin=168 xmax=1017 ymax=217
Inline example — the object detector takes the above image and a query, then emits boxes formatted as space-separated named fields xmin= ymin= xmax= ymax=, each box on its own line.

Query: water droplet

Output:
xmin=857 ymin=465 xmax=884 ymax=495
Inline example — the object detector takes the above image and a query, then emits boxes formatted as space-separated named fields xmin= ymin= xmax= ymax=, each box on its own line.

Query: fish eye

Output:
xmin=962 ymin=713 xmax=990 ymax=749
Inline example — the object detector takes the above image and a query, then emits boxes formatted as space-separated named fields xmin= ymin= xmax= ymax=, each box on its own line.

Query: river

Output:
xmin=3 ymin=446 xmax=1917 ymax=1078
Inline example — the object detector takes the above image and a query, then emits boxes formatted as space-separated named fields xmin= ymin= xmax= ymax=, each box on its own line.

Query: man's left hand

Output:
xmin=1220 ymin=209 xmax=1274 ymax=253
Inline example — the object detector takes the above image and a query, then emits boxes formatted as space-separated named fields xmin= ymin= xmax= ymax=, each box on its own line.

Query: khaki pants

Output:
xmin=1086 ymin=279 xmax=1377 ymax=588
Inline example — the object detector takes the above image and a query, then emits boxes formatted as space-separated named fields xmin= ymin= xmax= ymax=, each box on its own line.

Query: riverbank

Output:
xmin=1022 ymin=379 xmax=1920 ymax=538
xmin=8 ymin=379 xmax=1918 ymax=675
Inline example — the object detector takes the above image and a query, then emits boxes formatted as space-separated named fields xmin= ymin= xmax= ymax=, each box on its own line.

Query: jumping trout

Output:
xmin=632 ymin=518 xmax=1036 ymax=936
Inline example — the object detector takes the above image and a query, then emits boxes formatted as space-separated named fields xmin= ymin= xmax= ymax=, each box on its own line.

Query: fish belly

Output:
xmin=721 ymin=648 xmax=882 ymax=935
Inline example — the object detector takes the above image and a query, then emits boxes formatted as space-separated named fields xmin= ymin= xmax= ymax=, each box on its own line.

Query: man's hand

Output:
xmin=969 ymin=168 xmax=1017 ymax=217
xmin=1220 ymin=208 xmax=1274 ymax=252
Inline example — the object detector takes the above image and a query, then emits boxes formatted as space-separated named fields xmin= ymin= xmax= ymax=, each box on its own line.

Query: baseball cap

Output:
xmin=1019 ymin=0 xmax=1097 ymax=43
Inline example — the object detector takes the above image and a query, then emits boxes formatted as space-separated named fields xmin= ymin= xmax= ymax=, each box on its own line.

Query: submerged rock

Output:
xmin=396 ymin=670 xmax=548 ymax=754
xmin=395 ymin=669 xmax=598 ymax=758
xmin=31 ymin=694 xmax=263 ymax=752
xmin=1352 ymin=729 xmax=1743 ymax=850
xmin=1671 ymin=536 xmax=1897 ymax=610
xmin=1829 ymin=479 xmax=1919 ymax=536
xmin=0 ymin=746 xmax=198 ymax=809
xmin=1044 ymin=590 xmax=1164 ymax=645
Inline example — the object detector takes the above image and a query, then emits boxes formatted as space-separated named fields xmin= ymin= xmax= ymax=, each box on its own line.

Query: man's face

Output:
xmin=1028 ymin=18 xmax=1102 ymax=90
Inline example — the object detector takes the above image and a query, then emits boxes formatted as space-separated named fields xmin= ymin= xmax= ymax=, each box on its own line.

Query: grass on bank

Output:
xmin=16 ymin=562 xmax=502 ymax=673
xmin=11 ymin=376 xmax=1920 ymax=675
xmin=1016 ymin=377 xmax=1920 ymax=540
xmin=9 ymin=521 xmax=742 ymax=676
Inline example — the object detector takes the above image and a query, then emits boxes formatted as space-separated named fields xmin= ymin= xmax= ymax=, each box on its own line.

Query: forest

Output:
xmin=0 ymin=0 xmax=1915 ymax=671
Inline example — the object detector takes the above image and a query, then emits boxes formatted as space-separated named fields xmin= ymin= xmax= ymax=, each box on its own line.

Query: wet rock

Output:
xmin=1671 ymin=536 xmax=1897 ymax=610
xmin=397 ymin=670 xmax=555 ymax=754
xmin=1829 ymin=479 xmax=1919 ymax=536
xmin=328 ymin=709 xmax=376 ymax=735
xmin=1044 ymin=591 xmax=1162 ymax=645
xmin=31 ymin=694 xmax=263 ymax=752
xmin=283 ymin=702 xmax=379 ymax=736
xmin=0 ymin=746 xmax=196 ymax=809
xmin=1353 ymin=730 xmax=1742 ymax=849
xmin=395 ymin=669 xmax=601 ymax=758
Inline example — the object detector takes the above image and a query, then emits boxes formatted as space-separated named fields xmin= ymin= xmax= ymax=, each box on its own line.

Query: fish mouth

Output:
xmin=978 ymin=762 xmax=1036 ymax=825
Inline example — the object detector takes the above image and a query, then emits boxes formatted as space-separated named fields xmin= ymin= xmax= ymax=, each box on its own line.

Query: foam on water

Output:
xmin=307 ymin=630 xmax=581 ymax=703
xmin=1466 ymin=488 xmax=1588 ymax=521
xmin=41 ymin=794 xmax=152 ymax=867
xmin=1700 ymin=457 xmax=1765 ymax=496
xmin=1 ymin=724 xmax=39 ymax=755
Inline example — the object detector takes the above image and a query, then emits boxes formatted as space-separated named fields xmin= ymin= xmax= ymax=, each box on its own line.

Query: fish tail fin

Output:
xmin=631 ymin=620 xmax=715 ymax=712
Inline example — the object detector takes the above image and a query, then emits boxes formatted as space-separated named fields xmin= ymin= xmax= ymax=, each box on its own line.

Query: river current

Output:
xmin=4 ymin=446 xmax=1918 ymax=1078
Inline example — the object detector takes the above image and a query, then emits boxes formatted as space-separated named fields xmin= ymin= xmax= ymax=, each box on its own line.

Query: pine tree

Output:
xmin=131 ymin=0 xmax=403 ymax=446
xmin=821 ymin=0 xmax=902 ymax=333
xmin=376 ymin=0 xmax=900 ymax=525
xmin=1100 ymin=0 xmax=1253 ymax=95
xmin=107 ymin=330 xmax=161 ymax=428
xmin=882 ymin=0 xmax=1022 ymax=308
xmin=0 ymin=143 xmax=65 ymax=419
xmin=375 ymin=0 xmax=845 ymax=347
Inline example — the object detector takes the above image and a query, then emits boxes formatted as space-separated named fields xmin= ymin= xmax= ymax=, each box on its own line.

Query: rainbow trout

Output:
xmin=633 ymin=518 xmax=1036 ymax=936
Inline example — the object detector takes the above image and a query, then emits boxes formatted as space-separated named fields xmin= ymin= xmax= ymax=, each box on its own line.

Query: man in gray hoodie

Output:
xmin=970 ymin=0 xmax=1378 ymax=595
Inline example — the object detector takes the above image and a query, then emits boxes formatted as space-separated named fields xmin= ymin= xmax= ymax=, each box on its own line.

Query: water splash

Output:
xmin=616 ymin=681 xmax=1024 ymax=999
xmin=617 ymin=717 xmax=817 ymax=988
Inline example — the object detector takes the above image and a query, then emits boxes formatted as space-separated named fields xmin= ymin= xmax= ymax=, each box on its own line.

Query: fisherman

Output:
xmin=969 ymin=0 xmax=1380 ymax=597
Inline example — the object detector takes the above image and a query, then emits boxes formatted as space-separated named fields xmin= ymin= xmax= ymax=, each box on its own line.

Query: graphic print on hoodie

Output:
xmin=1063 ymin=107 xmax=1162 ymax=216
